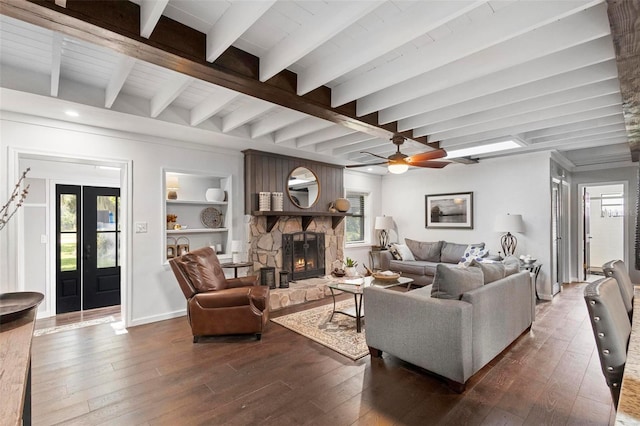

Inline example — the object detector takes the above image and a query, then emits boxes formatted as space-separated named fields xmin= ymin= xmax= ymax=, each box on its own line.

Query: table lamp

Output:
xmin=374 ymin=216 xmax=394 ymax=249
xmin=494 ymin=213 xmax=524 ymax=257
xmin=166 ymin=175 xmax=180 ymax=200
xmin=231 ymin=240 xmax=242 ymax=263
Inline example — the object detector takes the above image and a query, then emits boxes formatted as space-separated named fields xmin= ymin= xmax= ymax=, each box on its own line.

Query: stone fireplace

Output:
xmin=248 ymin=216 xmax=343 ymax=285
xmin=244 ymin=150 xmax=347 ymax=308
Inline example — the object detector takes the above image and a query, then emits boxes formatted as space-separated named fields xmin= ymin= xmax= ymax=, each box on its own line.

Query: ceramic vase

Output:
xmin=205 ymin=188 xmax=225 ymax=202
xmin=334 ymin=198 xmax=351 ymax=212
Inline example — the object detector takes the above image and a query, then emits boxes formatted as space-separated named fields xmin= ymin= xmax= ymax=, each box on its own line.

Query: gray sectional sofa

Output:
xmin=364 ymin=266 xmax=534 ymax=391
xmin=379 ymin=239 xmax=496 ymax=288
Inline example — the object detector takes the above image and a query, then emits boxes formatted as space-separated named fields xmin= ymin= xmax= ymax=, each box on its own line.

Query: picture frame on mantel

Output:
xmin=425 ymin=192 xmax=473 ymax=229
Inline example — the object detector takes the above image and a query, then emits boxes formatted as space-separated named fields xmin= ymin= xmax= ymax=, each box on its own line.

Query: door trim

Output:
xmin=11 ymin=147 xmax=133 ymax=327
xmin=577 ymin=181 xmax=629 ymax=282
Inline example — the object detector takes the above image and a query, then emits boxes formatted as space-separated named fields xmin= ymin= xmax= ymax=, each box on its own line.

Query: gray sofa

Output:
xmin=379 ymin=240 xmax=495 ymax=288
xmin=364 ymin=268 xmax=534 ymax=391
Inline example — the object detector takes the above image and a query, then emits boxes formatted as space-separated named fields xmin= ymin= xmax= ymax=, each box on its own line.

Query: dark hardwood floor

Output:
xmin=31 ymin=283 xmax=615 ymax=425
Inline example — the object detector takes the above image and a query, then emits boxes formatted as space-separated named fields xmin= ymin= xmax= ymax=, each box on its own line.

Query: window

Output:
xmin=601 ymin=193 xmax=624 ymax=217
xmin=345 ymin=192 xmax=366 ymax=243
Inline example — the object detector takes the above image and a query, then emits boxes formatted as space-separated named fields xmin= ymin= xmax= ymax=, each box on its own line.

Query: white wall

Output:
xmin=380 ymin=152 xmax=554 ymax=298
xmin=0 ymin=113 xmax=245 ymax=326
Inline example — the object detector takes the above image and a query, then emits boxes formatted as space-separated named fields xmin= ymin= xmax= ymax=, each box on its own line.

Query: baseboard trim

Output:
xmin=130 ymin=309 xmax=186 ymax=327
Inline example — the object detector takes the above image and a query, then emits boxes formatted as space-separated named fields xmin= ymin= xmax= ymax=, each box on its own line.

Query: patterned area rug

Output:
xmin=271 ymin=300 xmax=369 ymax=360
xmin=34 ymin=316 xmax=116 ymax=336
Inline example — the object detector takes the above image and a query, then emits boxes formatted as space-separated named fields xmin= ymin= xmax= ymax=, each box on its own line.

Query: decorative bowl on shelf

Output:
xmin=200 ymin=207 xmax=223 ymax=228
xmin=372 ymin=271 xmax=401 ymax=281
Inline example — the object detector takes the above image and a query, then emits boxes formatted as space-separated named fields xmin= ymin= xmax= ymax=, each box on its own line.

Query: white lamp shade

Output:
xmin=166 ymin=175 xmax=180 ymax=189
xmin=231 ymin=240 xmax=242 ymax=252
xmin=375 ymin=216 xmax=394 ymax=230
xmin=494 ymin=214 xmax=524 ymax=233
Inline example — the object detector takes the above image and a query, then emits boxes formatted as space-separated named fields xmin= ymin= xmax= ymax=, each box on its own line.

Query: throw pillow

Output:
xmin=441 ymin=242 xmax=485 ymax=263
xmin=389 ymin=245 xmax=402 ymax=260
xmin=458 ymin=244 xmax=488 ymax=267
xmin=431 ymin=263 xmax=484 ymax=300
xmin=405 ymin=239 xmax=443 ymax=262
xmin=470 ymin=259 xmax=506 ymax=284
xmin=502 ymin=255 xmax=521 ymax=276
xmin=392 ymin=243 xmax=415 ymax=261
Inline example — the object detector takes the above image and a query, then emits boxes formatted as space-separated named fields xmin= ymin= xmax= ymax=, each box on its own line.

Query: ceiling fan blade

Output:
xmin=361 ymin=151 xmax=390 ymax=160
xmin=406 ymin=148 xmax=448 ymax=163
xmin=410 ymin=160 xmax=451 ymax=169
xmin=345 ymin=161 xmax=389 ymax=168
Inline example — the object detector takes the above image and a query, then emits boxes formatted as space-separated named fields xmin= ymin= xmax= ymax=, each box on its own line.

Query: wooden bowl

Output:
xmin=372 ymin=272 xmax=401 ymax=281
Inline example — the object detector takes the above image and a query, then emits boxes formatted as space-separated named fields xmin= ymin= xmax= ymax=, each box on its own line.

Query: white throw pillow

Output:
xmin=458 ymin=244 xmax=488 ymax=267
xmin=393 ymin=243 xmax=415 ymax=261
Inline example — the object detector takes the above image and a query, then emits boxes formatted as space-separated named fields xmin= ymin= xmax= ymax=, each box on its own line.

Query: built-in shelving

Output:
xmin=164 ymin=171 xmax=232 ymax=262
xmin=166 ymin=228 xmax=228 ymax=234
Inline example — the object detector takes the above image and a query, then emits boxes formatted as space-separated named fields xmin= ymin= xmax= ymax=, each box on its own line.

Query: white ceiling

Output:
xmin=0 ymin=0 xmax=631 ymax=172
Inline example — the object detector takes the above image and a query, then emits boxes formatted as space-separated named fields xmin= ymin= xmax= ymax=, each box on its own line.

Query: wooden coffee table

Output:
xmin=327 ymin=276 xmax=413 ymax=333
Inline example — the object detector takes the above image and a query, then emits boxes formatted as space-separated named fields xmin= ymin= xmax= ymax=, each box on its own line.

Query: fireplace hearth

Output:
xmin=283 ymin=232 xmax=325 ymax=280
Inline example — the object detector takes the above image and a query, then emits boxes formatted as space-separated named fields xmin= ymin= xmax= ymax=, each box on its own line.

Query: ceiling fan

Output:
xmin=346 ymin=135 xmax=450 ymax=174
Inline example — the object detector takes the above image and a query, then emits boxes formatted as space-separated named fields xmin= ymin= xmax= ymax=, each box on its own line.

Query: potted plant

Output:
xmin=344 ymin=257 xmax=359 ymax=277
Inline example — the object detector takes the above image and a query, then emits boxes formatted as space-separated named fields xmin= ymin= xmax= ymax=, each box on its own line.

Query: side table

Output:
xmin=369 ymin=248 xmax=387 ymax=272
xmin=521 ymin=262 xmax=542 ymax=299
xmin=220 ymin=262 xmax=252 ymax=278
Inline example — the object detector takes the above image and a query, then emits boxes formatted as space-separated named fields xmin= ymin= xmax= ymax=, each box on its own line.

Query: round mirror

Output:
xmin=287 ymin=167 xmax=320 ymax=209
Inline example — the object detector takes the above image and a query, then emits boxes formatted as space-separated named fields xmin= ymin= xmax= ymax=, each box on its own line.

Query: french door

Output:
xmin=56 ymin=185 xmax=121 ymax=314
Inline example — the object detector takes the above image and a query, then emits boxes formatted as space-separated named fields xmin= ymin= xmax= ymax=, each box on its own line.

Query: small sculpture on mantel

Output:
xmin=328 ymin=202 xmax=338 ymax=213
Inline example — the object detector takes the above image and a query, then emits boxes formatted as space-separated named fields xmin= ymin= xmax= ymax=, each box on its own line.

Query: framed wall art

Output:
xmin=425 ymin=192 xmax=473 ymax=229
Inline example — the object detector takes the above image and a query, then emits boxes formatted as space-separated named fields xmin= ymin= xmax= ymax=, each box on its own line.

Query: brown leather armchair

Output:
xmin=169 ymin=246 xmax=269 ymax=342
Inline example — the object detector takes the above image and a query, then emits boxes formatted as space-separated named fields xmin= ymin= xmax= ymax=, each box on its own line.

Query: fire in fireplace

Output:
xmin=283 ymin=232 xmax=325 ymax=280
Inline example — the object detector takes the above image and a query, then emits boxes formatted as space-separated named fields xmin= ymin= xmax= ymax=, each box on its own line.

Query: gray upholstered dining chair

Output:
xmin=584 ymin=277 xmax=631 ymax=408
xmin=603 ymin=259 xmax=634 ymax=318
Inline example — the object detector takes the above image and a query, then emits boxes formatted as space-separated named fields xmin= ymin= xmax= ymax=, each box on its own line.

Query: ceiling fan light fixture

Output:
xmin=388 ymin=162 xmax=408 ymax=174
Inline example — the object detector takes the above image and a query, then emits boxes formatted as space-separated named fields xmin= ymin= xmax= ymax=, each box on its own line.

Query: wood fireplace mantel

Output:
xmin=252 ymin=211 xmax=351 ymax=232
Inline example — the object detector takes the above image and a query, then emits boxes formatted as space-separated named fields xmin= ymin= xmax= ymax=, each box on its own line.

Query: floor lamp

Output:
xmin=374 ymin=216 xmax=393 ymax=249
xmin=494 ymin=214 xmax=524 ymax=257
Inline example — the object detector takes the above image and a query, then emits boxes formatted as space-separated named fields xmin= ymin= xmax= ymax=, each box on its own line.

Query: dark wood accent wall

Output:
xmin=244 ymin=150 xmax=344 ymax=214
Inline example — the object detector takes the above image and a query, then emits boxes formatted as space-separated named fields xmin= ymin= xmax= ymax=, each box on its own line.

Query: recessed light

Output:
xmin=367 ymin=168 xmax=373 ymax=171
xmin=65 ymin=110 xmax=79 ymax=117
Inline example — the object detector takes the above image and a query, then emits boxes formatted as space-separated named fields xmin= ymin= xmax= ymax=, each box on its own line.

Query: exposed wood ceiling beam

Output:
xmin=296 ymin=126 xmax=356 ymax=148
xmin=206 ymin=0 xmax=275 ymax=63
xmin=298 ymin=0 xmax=482 ymax=96
xmin=399 ymin=61 xmax=619 ymax=131
xmin=442 ymin=105 xmax=623 ymax=147
xmin=332 ymin=0 xmax=596 ymax=107
xmin=139 ymin=0 xmax=167 ymax=39
xmin=315 ymin=133 xmax=378 ymax=153
xmin=249 ymin=109 xmax=306 ymax=140
xmin=380 ymin=36 xmax=615 ymax=124
xmin=415 ymin=80 xmax=621 ymax=137
xmin=105 ymin=56 xmax=136 ymax=108
xmin=606 ymin=0 xmax=640 ymax=161
xmin=190 ymin=89 xmax=238 ymax=127
xmin=50 ymin=32 xmax=61 ymax=96
xmin=523 ymin=114 xmax=624 ymax=140
xmin=259 ymin=1 xmax=382 ymax=83
xmin=150 ymin=74 xmax=191 ymax=118
xmin=221 ymin=100 xmax=274 ymax=133
xmin=0 ymin=0 xmax=432 ymax=146
xmin=274 ymin=117 xmax=333 ymax=144
xmin=359 ymin=3 xmax=612 ymax=116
